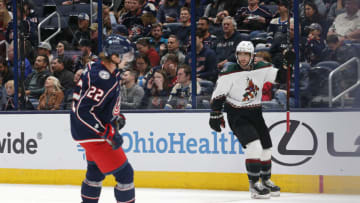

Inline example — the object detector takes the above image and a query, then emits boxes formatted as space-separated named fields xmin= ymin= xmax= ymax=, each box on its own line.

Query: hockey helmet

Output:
xmin=235 ymin=41 xmax=254 ymax=66
xmin=103 ymin=34 xmax=134 ymax=62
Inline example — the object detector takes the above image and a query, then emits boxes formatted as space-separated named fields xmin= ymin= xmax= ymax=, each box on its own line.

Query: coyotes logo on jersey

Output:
xmin=242 ymin=78 xmax=259 ymax=102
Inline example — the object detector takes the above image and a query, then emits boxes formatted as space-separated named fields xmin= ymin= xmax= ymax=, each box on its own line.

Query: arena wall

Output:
xmin=0 ymin=112 xmax=359 ymax=194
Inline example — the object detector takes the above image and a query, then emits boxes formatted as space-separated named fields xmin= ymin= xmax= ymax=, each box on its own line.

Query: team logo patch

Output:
xmin=242 ymin=77 xmax=259 ymax=102
xmin=99 ymin=70 xmax=110 ymax=80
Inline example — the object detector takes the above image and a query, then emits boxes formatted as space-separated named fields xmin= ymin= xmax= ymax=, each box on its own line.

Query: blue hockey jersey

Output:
xmin=70 ymin=61 xmax=122 ymax=141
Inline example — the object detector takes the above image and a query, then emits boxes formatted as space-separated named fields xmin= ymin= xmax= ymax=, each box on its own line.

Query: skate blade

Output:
xmin=271 ymin=191 xmax=280 ymax=197
xmin=251 ymin=193 xmax=271 ymax=199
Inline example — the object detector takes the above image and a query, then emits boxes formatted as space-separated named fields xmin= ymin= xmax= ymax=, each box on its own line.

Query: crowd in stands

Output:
xmin=0 ymin=0 xmax=360 ymax=111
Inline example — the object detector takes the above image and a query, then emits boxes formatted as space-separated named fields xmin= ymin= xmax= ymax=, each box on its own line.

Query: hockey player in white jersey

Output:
xmin=209 ymin=41 xmax=286 ymax=199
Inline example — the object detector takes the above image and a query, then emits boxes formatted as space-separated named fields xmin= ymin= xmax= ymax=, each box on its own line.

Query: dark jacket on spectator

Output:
xmin=156 ymin=2 xmax=181 ymax=23
xmin=185 ymin=46 xmax=218 ymax=82
xmin=214 ymin=31 xmax=242 ymax=63
xmin=235 ymin=6 xmax=273 ymax=32
xmin=24 ymin=70 xmax=51 ymax=99
xmin=54 ymin=69 xmax=75 ymax=91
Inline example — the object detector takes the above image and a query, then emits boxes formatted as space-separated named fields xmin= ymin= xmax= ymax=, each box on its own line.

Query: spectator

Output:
xmin=321 ymin=34 xmax=359 ymax=63
xmin=52 ymin=57 xmax=74 ymax=92
xmin=24 ymin=55 xmax=51 ymax=106
xmin=37 ymin=42 xmax=54 ymax=72
xmin=71 ymin=13 xmax=91 ymax=48
xmin=171 ymin=7 xmax=191 ymax=50
xmin=197 ymin=17 xmax=217 ymax=49
xmin=37 ymin=76 xmax=64 ymax=110
xmin=8 ymin=42 xmax=32 ymax=78
xmin=0 ymin=56 xmax=13 ymax=85
xmin=185 ymin=30 xmax=218 ymax=82
xmin=268 ymin=0 xmax=293 ymax=41
xmin=2 ymin=79 xmax=15 ymax=110
xmin=304 ymin=23 xmax=326 ymax=65
xmin=133 ymin=54 xmax=151 ymax=87
xmin=181 ymin=0 xmax=205 ymax=20
xmin=328 ymin=0 xmax=360 ymax=42
xmin=140 ymin=1 xmax=158 ymax=38
xmin=142 ymin=69 xmax=171 ymax=109
xmin=214 ymin=16 xmax=242 ymax=70
xmin=121 ymin=0 xmax=144 ymax=36
xmin=157 ymin=0 xmax=181 ymax=23
xmin=136 ymin=38 xmax=160 ymax=67
xmin=0 ymin=0 xmax=11 ymax=36
xmin=161 ymin=53 xmax=179 ymax=88
xmin=208 ymin=10 xmax=229 ymax=37
xmin=165 ymin=64 xmax=201 ymax=109
xmin=160 ymin=34 xmax=186 ymax=65
xmin=235 ymin=0 xmax=273 ymax=33
xmin=204 ymin=0 xmax=246 ymax=18
xmin=89 ymin=23 xmax=100 ymax=55
xmin=120 ymin=69 xmax=145 ymax=109
xmin=73 ymin=39 xmax=99 ymax=72
xmin=56 ymin=40 xmax=73 ymax=72
xmin=299 ymin=0 xmax=327 ymax=18
xmin=301 ymin=0 xmax=328 ymax=39
xmin=327 ymin=0 xmax=346 ymax=22
xmin=117 ymin=0 xmax=131 ymax=24
xmin=149 ymin=23 xmax=168 ymax=55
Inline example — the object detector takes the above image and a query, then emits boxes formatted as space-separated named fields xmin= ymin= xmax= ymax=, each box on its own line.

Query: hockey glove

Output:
xmin=100 ymin=123 xmax=123 ymax=150
xmin=209 ymin=111 xmax=225 ymax=132
xmin=111 ymin=113 xmax=126 ymax=130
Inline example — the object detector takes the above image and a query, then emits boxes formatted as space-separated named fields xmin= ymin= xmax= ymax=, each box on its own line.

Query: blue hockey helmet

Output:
xmin=103 ymin=34 xmax=134 ymax=62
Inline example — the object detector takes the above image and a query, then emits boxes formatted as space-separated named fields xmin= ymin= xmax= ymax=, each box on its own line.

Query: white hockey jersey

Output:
xmin=211 ymin=62 xmax=278 ymax=109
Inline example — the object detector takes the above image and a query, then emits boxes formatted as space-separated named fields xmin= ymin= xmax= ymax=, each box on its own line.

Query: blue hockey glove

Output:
xmin=111 ymin=113 xmax=126 ymax=130
xmin=100 ymin=123 xmax=123 ymax=150
xmin=209 ymin=111 xmax=225 ymax=132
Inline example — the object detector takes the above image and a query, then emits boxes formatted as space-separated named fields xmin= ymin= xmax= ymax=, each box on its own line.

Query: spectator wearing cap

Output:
xmin=37 ymin=42 xmax=54 ymax=72
xmin=149 ymin=23 xmax=168 ymax=56
xmin=268 ymin=0 xmax=293 ymax=41
xmin=136 ymin=38 xmax=160 ymax=67
xmin=160 ymin=34 xmax=186 ymax=65
xmin=234 ymin=0 xmax=273 ymax=33
xmin=71 ymin=12 xmax=91 ymax=48
xmin=304 ymin=23 xmax=326 ymax=65
xmin=300 ymin=1 xmax=328 ymax=40
xmin=140 ymin=3 xmax=158 ymax=39
xmin=73 ymin=38 xmax=98 ymax=72
xmin=328 ymin=0 xmax=360 ymax=42
xmin=157 ymin=0 xmax=181 ymax=23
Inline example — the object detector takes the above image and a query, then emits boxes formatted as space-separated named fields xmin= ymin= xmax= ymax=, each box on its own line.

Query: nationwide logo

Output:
xmin=0 ymin=132 xmax=40 ymax=154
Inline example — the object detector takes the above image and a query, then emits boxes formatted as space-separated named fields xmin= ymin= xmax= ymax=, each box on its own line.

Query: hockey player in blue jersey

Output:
xmin=70 ymin=34 xmax=135 ymax=203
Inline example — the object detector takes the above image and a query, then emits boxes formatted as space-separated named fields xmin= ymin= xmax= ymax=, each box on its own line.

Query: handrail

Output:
xmin=328 ymin=57 xmax=360 ymax=107
xmin=0 ymin=40 xmax=9 ymax=60
xmin=37 ymin=11 xmax=61 ymax=43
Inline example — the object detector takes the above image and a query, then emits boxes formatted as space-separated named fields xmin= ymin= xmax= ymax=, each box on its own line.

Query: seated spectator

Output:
xmin=142 ymin=69 xmax=171 ymax=109
xmin=89 ymin=23 xmax=100 ymax=55
xmin=24 ymin=55 xmax=52 ymax=107
xmin=0 ymin=56 xmax=13 ymax=85
xmin=2 ymin=80 xmax=15 ymax=111
xmin=204 ymin=0 xmax=246 ymax=19
xmin=116 ymin=0 xmax=131 ymax=24
xmin=165 ymin=64 xmax=201 ymax=109
xmin=0 ymin=0 xmax=11 ymax=42
xmin=197 ymin=17 xmax=217 ymax=49
xmin=321 ymin=34 xmax=359 ymax=63
xmin=173 ymin=7 xmax=192 ymax=50
xmin=37 ymin=76 xmax=64 ymax=110
xmin=300 ymin=0 xmax=328 ymax=40
xmin=136 ymin=38 xmax=160 ymax=67
xmin=160 ymin=34 xmax=186 ymax=65
xmin=157 ymin=0 xmax=181 ymax=24
xmin=268 ymin=0 xmax=293 ymax=41
xmin=304 ymin=23 xmax=326 ymax=65
xmin=37 ymin=42 xmax=54 ymax=72
xmin=121 ymin=0 xmax=144 ymax=37
xmin=161 ymin=53 xmax=179 ymax=89
xmin=133 ymin=54 xmax=151 ymax=87
xmin=185 ymin=30 xmax=218 ymax=82
xmin=214 ymin=16 xmax=242 ymax=70
xmin=149 ymin=23 xmax=168 ymax=56
xmin=140 ymin=2 xmax=158 ymax=39
xmin=327 ymin=0 xmax=360 ymax=42
xmin=234 ymin=0 xmax=273 ymax=33
xmin=327 ymin=0 xmax=346 ymax=22
xmin=71 ymin=13 xmax=91 ymax=48
xmin=120 ymin=69 xmax=145 ymax=109
xmin=299 ymin=0 xmax=327 ymax=18
xmin=8 ymin=42 xmax=32 ymax=78
xmin=208 ymin=10 xmax=229 ymax=37
xmin=73 ymin=39 xmax=99 ymax=72
xmin=56 ymin=41 xmax=74 ymax=72
xmin=52 ymin=57 xmax=74 ymax=92
xmin=181 ymin=0 xmax=205 ymax=21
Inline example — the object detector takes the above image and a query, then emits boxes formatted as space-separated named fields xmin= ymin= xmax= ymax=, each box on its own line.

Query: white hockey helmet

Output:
xmin=235 ymin=41 xmax=254 ymax=67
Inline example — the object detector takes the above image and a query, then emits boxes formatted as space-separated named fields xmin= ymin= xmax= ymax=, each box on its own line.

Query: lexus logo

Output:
xmin=268 ymin=120 xmax=318 ymax=166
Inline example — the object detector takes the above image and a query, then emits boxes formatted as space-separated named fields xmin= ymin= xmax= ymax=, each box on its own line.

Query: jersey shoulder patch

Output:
xmin=99 ymin=70 xmax=110 ymax=80
xmin=219 ymin=64 xmax=242 ymax=76
xmin=254 ymin=61 xmax=273 ymax=70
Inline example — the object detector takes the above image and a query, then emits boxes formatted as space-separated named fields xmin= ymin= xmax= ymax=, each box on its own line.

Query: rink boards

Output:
xmin=0 ymin=111 xmax=360 ymax=194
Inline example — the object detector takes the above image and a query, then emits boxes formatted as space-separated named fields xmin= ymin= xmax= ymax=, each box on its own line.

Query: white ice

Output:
xmin=1 ymin=184 xmax=359 ymax=203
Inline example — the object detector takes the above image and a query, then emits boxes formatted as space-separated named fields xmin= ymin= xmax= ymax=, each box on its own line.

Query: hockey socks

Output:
xmin=260 ymin=159 xmax=272 ymax=181
xmin=114 ymin=182 xmax=135 ymax=203
xmin=245 ymin=159 xmax=261 ymax=183
xmin=81 ymin=179 xmax=102 ymax=203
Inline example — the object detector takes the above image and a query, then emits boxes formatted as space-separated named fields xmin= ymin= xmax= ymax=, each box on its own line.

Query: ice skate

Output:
xmin=262 ymin=179 xmax=280 ymax=197
xmin=250 ymin=181 xmax=271 ymax=199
